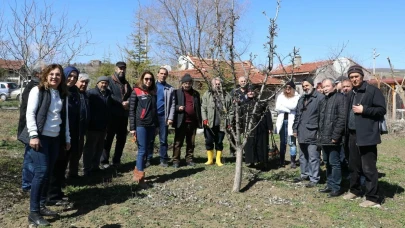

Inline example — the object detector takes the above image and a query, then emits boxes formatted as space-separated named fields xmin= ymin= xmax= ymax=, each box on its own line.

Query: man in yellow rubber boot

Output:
xmin=202 ymin=77 xmax=232 ymax=166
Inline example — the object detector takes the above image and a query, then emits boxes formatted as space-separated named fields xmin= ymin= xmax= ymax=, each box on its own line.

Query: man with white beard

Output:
xmin=292 ymin=78 xmax=325 ymax=188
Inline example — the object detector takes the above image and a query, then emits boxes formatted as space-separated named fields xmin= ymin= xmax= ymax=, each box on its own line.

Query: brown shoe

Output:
xmin=133 ymin=167 xmax=149 ymax=189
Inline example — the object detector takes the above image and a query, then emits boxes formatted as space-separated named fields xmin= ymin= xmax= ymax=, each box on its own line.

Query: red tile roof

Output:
xmin=0 ymin=59 xmax=24 ymax=70
xmin=271 ymin=60 xmax=332 ymax=76
xmin=170 ymin=56 xmax=282 ymax=85
xmin=368 ymin=77 xmax=405 ymax=85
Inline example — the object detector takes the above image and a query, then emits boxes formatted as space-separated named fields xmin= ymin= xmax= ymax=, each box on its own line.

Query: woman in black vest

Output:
xmin=18 ymin=64 xmax=70 ymax=226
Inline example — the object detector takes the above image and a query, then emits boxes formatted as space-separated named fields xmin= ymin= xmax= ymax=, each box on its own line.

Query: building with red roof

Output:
xmin=0 ymin=59 xmax=25 ymax=81
xmin=170 ymin=55 xmax=282 ymax=86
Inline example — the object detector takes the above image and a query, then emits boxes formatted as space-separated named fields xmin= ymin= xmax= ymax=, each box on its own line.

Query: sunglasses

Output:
xmin=144 ymin=77 xmax=152 ymax=81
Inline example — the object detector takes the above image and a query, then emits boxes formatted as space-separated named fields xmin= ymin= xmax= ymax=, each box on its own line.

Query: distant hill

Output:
xmin=372 ymin=68 xmax=405 ymax=74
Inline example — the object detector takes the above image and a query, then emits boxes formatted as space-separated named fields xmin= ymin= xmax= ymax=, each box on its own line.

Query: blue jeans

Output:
xmin=147 ymin=115 xmax=169 ymax=162
xmin=22 ymin=145 xmax=34 ymax=191
xmin=279 ymin=120 xmax=297 ymax=156
xmin=136 ymin=126 xmax=155 ymax=171
xmin=322 ymin=145 xmax=342 ymax=191
xmin=28 ymin=135 xmax=60 ymax=212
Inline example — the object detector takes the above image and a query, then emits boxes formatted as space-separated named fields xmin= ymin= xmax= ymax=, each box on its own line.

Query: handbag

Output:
xmin=379 ymin=117 xmax=388 ymax=135
xmin=268 ymin=133 xmax=279 ymax=159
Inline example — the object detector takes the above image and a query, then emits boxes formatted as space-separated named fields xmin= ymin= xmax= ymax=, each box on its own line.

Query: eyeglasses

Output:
xmin=144 ymin=77 xmax=152 ymax=81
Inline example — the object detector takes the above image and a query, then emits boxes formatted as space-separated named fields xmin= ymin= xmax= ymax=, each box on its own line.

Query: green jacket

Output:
xmin=201 ymin=90 xmax=232 ymax=130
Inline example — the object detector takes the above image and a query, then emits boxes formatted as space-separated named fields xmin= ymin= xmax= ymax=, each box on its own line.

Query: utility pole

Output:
xmin=373 ymin=48 xmax=380 ymax=76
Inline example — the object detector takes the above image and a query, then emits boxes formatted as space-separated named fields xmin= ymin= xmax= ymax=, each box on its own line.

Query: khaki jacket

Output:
xmin=201 ymin=90 xmax=232 ymax=130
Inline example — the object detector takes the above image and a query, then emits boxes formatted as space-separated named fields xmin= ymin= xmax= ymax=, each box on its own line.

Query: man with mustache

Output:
xmin=292 ymin=78 xmax=325 ymax=188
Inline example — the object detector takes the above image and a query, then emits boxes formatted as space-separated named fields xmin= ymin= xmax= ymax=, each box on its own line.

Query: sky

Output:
xmin=1 ymin=0 xmax=404 ymax=69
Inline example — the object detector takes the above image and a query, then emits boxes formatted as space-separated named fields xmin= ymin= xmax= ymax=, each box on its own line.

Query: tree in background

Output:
xmin=125 ymin=1 xmax=152 ymax=79
xmin=132 ymin=0 xmax=247 ymax=65
xmin=0 ymin=0 xmax=92 ymax=85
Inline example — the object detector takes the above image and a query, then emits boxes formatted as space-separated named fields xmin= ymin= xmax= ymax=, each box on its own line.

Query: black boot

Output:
xmin=290 ymin=155 xmax=297 ymax=169
xmin=40 ymin=206 xmax=59 ymax=216
xmin=29 ymin=212 xmax=50 ymax=226
xmin=279 ymin=153 xmax=285 ymax=168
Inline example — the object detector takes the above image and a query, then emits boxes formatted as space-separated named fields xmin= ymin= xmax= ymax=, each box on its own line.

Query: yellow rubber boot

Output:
xmin=216 ymin=151 xmax=224 ymax=166
xmin=205 ymin=150 xmax=214 ymax=165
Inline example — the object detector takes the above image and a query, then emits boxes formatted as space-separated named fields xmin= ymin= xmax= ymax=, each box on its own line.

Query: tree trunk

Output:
xmin=232 ymin=147 xmax=243 ymax=192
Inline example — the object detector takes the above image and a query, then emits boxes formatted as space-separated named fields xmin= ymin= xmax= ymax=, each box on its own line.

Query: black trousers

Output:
xmin=204 ymin=125 xmax=224 ymax=151
xmin=348 ymin=131 xmax=380 ymax=203
xmin=102 ymin=117 xmax=128 ymax=164
xmin=47 ymin=145 xmax=71 ymax=201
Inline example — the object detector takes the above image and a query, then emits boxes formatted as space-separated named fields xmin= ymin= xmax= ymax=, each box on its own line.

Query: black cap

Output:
xmin=286 ymin=80 xmax=296 ymax=90
xmin=116 ymin=61 xmax=126 ymax=68
xmin=347 ymin=65 xmax=364 ymax=77
xmin=302 ymin=78 xmax=314 ymax=86
xmin=181 ymin=73 xmax=193 ymax=83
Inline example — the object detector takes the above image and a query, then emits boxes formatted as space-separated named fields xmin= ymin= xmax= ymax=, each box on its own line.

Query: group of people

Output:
xmin=17 ymin=61 xmax=386 ymax=226
xmin=283 ymin=65 xmax=386 ymax=209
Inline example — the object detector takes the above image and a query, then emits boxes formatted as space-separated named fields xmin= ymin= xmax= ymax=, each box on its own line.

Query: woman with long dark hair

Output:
xmin=18 ymin=64 xmax=70 ymax=226
xmin=129 ymin=71 xmax=158 ymax=188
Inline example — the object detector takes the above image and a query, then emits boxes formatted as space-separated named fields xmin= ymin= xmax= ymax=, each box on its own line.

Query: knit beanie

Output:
xmin=347 ymin=65 xmax=364 ymax=77
xmin=181 ymin=74 xmax=193 ymax=83
xmin=286 ymin=80 xmax=296 ymax=90
xmin=97 ymin=76 xmax=109 ymax=84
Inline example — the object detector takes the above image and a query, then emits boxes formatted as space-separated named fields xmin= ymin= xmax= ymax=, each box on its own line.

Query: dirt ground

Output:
xmin=1 ymin=109 xmax=405 ymax=228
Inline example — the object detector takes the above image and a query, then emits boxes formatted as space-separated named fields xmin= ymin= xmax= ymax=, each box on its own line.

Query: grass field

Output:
xmin=1 ymin=109 xmax=405 ymax=227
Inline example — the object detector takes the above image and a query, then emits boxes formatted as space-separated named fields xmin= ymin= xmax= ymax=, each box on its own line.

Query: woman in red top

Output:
xmin=129 ymin=71 xmax=158 ymax=188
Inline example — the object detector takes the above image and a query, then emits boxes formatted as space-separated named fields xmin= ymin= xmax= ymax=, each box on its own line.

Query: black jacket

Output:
xmin=86 ymin=87 xmax=112 ymax=131
xmin=293 ymin=90 xmax=325 ymax=144
xmin=317 ymin=91 xmax=346 ymax=145
xmin=129 ymin=88 xmax=158 ymax=130
xmin=172 ymin=88 xmax=202 ymax=129
xmin=346 ymin=82 xmax=386 ymax=146
xmin=240 ymin=98 xmax=273 ymax=164
xmin=17 ymin=78 xmax=40 ymax=136
xmin=108 ymin=74 xmax=132 ymax=117
xmin=68 ymin=86 xmax=81 ymax=135
xmin=239 ymin=98 xmax=273 ymax=132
